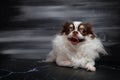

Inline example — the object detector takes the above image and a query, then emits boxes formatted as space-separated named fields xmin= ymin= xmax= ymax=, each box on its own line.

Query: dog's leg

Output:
xmin=85 ymin=61 xmax=96 ymax=71
xmin=56 ymin=55 xmax=72 ymax=67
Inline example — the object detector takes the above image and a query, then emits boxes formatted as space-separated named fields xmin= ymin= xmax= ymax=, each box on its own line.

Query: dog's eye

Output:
xmin=69 ymin=25 xmax=74 ymax=32
xmin=69 ymin=27 xmax=73 ymax=30
xmin=82 ymin=29 xmax=86 ymax=34
xmin=79 ymin=29 xmax=86 ymax=35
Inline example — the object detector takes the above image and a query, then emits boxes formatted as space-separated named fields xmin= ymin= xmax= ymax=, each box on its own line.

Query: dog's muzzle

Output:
xmin=68 ymin=37 xmax=85 ymax=45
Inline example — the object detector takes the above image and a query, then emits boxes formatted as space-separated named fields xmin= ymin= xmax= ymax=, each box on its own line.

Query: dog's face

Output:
xmin=61 ymin=21 xmax=95 ymax=45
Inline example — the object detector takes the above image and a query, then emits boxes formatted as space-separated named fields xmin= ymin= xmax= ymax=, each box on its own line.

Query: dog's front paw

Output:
xmin=87 ymin=66 xmax=96 ymax=72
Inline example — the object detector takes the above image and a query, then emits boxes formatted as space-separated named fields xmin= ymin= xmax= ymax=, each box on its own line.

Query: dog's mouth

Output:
xmin=68 ymin=37 xmax=85 ymax=45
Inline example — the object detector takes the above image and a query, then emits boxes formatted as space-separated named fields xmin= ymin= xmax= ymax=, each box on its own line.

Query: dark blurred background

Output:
xmin=0 ymin=0 xmax=120 ymax=63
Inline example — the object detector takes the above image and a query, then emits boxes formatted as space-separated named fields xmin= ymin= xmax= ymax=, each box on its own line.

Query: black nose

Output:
xmin=73 ymin=31 xmax=78 ymax=35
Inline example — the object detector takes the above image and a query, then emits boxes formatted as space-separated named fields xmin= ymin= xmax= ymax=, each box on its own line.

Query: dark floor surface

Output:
xmin=0 ymin=58 xmax=120 ymax=80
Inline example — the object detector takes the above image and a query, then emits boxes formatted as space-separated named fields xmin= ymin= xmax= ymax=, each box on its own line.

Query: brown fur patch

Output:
xmin=61 ymin=22 xmax=74 ymax=35
xmin=78 ymin=23 xmax=95 ymax=39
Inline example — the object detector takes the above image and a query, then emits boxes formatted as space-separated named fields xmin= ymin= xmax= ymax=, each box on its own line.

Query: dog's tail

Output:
xmin=94 ymin=38 xmax=108 ymax=55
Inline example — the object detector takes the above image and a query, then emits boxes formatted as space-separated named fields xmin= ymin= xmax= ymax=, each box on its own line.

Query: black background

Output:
xmin=0 ymin=0 xmax=120 ymax=63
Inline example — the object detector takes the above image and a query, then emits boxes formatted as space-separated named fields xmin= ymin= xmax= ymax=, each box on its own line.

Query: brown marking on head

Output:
xmin=61 ymin=22 xmax=75 ymax=35
xmin=78 ymin=23 xmax=95 ymax=39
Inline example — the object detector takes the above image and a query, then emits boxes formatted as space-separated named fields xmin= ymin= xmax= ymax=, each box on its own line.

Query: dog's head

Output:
xmin=61 ymin=21 xmax=95 ymax=45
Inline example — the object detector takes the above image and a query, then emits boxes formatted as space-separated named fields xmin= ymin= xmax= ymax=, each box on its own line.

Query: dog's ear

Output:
xmin=61 ymin=22 xmax=70 ymax=35
xmin=84 ymin=23 xmax=95 ymax=39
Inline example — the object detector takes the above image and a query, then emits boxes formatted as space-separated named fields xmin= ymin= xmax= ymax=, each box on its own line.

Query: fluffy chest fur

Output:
xmin=53 ymin=35 xmax=106 ymax=59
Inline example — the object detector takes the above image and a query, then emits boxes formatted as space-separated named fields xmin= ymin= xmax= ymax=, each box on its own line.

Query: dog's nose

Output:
xmin=73 ymin=31 xmax=78 ymax=35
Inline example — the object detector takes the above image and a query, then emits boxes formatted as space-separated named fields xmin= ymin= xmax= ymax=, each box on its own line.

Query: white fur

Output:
xmin=46 ymin=34 xmax=107 ymax=71
xmin=73 ymin=21 xmax=82 ymax=31
xmin=46 ymin=21 xmax=107 ymax=72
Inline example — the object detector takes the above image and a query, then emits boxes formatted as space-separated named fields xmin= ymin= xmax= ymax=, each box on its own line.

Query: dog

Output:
xmin=46 ymin=21 xmax=107 ymax=71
